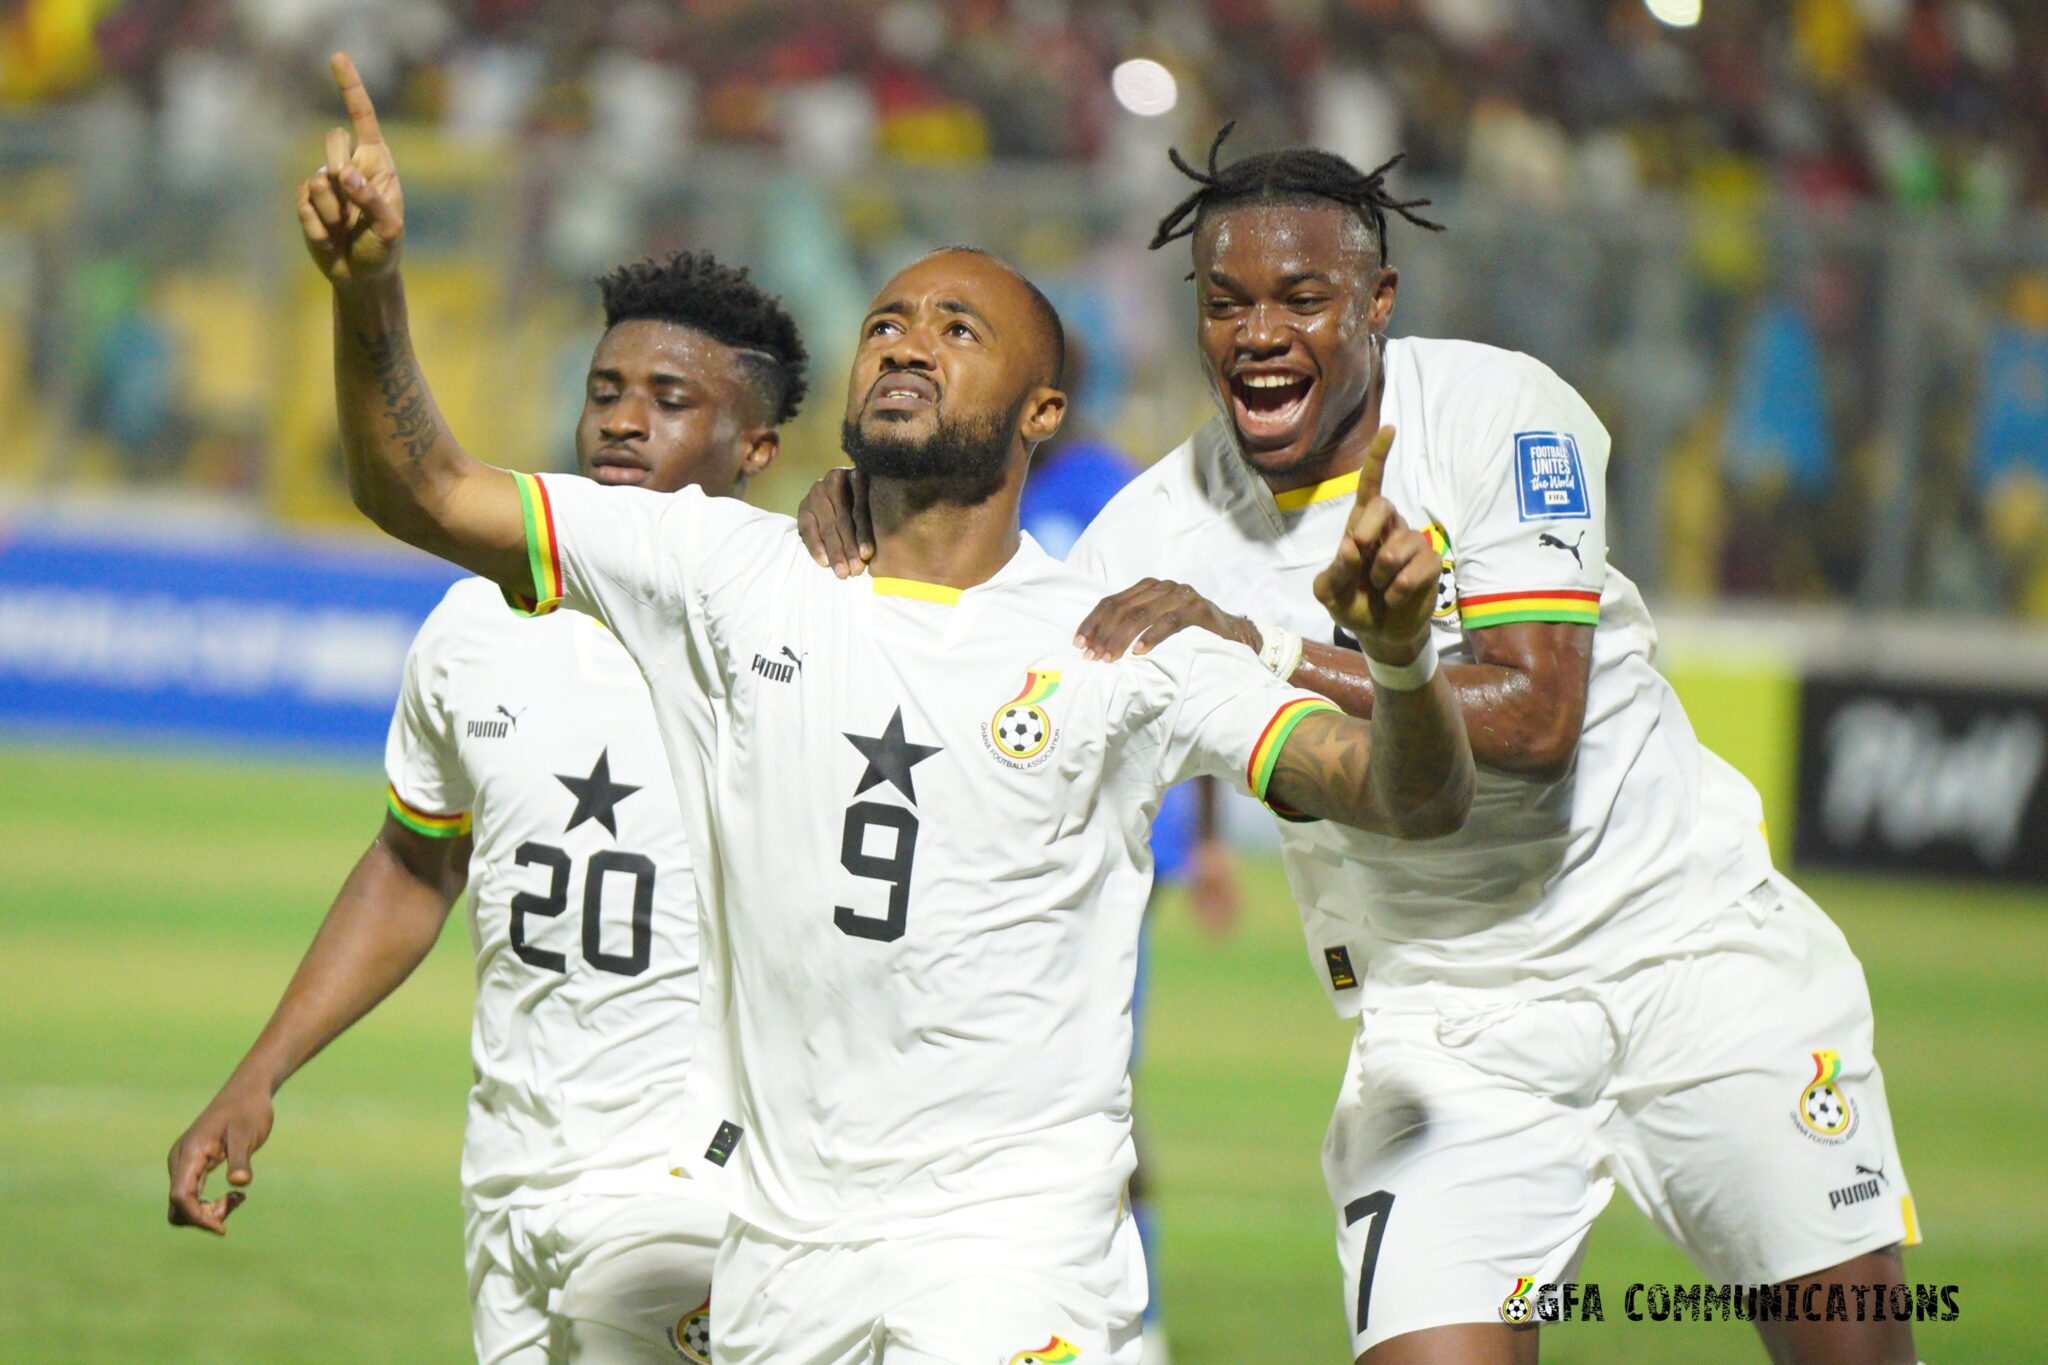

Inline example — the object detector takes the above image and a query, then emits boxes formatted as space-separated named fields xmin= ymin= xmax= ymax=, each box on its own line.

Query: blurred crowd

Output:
xmin=2 ymin=0 xmax=2047 ymax=615
xmin=7 ymin=0 xmax=2048 ymax=211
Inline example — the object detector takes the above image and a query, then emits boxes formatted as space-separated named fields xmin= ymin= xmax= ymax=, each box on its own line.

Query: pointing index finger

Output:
xmin=331 ymin=52 xmax=384 ymax=147
xmin=1355 ymin=425 xmax=1396 ymax=507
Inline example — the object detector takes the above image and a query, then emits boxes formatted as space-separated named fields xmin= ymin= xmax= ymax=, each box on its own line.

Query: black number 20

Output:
xmin=510 ymin=841 xmax=654 ymax=976
xmin=835 ymin=802 xmax=917 ymax=943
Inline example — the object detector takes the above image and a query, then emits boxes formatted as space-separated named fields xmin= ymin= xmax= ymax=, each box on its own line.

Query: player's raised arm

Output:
xmin=1267 ymin=427 xmax=1473 ymax=837
xmin=300 ymin=53 xmax=528 ymax=592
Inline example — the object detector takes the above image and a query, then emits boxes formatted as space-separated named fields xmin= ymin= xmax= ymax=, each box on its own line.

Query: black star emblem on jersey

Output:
xmin=555 ymin=748 xmax=641 ymax=835
xmin=843 ymin=707 xmax=942 ymax=803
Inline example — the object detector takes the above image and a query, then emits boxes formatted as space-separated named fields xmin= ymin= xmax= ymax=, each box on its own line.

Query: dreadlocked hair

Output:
xmin=1149 ymin=122 xmax=1445 ymax=265
xmin=597 ymin=250 xmax=810 ymax=424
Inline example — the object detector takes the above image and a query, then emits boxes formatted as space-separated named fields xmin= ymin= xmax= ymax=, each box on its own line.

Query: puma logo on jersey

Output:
xmin=752 ymin=647 xmax=804 ymax=684
xmin=467 ymin=704 xmax=525 ymax=739
xmin=1538 ymin=531 xmax=1585 ymax=568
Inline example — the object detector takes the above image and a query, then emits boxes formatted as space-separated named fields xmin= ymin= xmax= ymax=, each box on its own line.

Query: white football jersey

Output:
xmin=1070 ymin=336 xmax=1773 ymax=1010
xmin=514 ymin=471 xmax=1334 ymax=1243
xmin=384 ymin=576 xmax=705 ymax=1210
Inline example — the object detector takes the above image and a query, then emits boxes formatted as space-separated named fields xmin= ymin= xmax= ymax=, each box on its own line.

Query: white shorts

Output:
xmin=712 ymin=1212 xmax=1147 ymax=1365
xmin=466 ymin=1185 xmax=727 ymax=1364
xmin=1325 ymin=873 xmax=1917 ymax=1356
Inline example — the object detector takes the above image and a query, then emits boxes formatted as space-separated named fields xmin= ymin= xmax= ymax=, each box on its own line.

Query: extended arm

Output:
xmin=1286 ymin=622 xmax=1591 ymax=779
xmin=301 ymin=53 xmax=528 ymax=590
xmin=1264 ymin=684 xmax=1471 ymax=838
xmin=165 ymin=815 xmax=467 ymax=1235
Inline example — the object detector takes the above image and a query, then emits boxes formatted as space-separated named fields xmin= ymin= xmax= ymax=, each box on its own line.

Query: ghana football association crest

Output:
xmin=986 ymin=670 xmax=1062 ymax=769
xmin=1793 ymin=1049 xmax=1858 ymax=1143
xmin=1499 ymin=1275 xmax=1536 ymax=1324
xmin=666 ymin=1296 xmax=711 ymax=1363
xmin=1424 ymin=522 xmax=1458 ymax=619
xmin=1006 ymin=1337 xmax=1080 ymax=1364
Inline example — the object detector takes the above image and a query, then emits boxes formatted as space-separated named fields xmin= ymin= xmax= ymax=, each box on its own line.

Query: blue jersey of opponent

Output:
xmin=1023 ymin=438 xmax=1196 ymax=880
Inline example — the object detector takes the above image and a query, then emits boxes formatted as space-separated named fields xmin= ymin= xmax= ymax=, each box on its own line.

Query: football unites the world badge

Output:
xmin=987 ymin=670 xmax=1061 ymax=767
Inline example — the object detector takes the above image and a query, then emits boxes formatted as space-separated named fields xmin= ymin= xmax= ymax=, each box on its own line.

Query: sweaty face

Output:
xmin=1193 ymin=203 xmax=1391 ymax=480
xmin=840 ymin=251 xmax=1057 ymax=502
xmin=575 ymin=320 xmax=764 ymax=496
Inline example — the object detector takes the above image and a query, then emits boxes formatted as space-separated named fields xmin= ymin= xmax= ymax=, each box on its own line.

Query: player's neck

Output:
xmin=865 ymin=479 xmax=1024 ymax=590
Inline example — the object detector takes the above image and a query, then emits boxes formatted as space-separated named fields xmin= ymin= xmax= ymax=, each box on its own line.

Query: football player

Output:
xmin=297 ymin=47 xmax=1477 ymax=1361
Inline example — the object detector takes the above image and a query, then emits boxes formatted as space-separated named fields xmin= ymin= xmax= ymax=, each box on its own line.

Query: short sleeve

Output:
xmin=1447 ymin=357 xmax=1609 ymax=631
xmin=1126 ymin=630 xmax=1340 ymax=818
xmin=512 ymin=472 xmax=768 ymax=676
xmin=383 ymin=619 xmax=472 ymax=838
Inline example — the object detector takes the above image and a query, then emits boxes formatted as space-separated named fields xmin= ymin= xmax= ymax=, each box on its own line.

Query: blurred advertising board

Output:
xmin=1794 ymin=674 xmax=2048 ymax=885
xmin=0 ymin=520 xmax=459 ymax=755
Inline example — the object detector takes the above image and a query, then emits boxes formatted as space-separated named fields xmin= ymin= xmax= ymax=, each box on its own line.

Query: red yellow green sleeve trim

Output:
xmin=1458 ymin=588 xmax=1599 ymax=629
xmin=1247 ymin=697 xmax=1342 ymax=820
xmin=510 ymin=471 xmax=564 ymax=616
xmin=386 ymin=784 xmax=472 ymax=838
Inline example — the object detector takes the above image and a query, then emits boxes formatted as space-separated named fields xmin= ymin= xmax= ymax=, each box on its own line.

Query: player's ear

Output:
xmin=1019 ymin=386 xmax=1066 ymax=445
xmin=739 ymin=426 xmax=780 ymax=477
xmin=1368 ymin=267 xmax=1399 ymax=332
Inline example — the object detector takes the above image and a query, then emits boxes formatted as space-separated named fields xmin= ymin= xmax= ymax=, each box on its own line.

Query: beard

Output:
xmin=841 ymin=397 xmax=1019 ymax=507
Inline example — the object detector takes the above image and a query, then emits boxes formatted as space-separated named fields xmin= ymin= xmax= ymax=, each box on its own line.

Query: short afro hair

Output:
xmin=597 ymin=251 xmax=809 ymax=425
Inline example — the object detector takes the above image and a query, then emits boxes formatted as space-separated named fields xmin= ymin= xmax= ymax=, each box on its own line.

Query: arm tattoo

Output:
xmin=356 ymin=329 xmax=441 ymax=466
xmin=1267 ymin=710 xmax=1374 ymax=823
xmin=1266 ymin=697 xmax=1472 ymax=839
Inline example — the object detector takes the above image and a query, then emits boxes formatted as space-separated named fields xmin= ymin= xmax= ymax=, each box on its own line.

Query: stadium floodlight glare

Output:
xmin=1644 ymin=0 xmax=1702 ymax=26
xmin=1111 ymin=58 xmax=1178 ymax=117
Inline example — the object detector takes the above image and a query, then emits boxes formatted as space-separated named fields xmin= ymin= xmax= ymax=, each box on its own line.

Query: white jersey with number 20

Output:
xmin=384 ymin=576 xmax=705 ymax=1212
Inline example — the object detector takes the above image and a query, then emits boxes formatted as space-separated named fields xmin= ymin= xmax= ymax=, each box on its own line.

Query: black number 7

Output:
xmin=1344 ymin=1189 xmax=1395 ymax=1334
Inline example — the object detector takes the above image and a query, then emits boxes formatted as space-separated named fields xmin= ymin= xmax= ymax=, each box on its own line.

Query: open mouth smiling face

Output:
xmin=1193 ymin=201 xmax=1391 ymax=477
xmin=1226 ymin=365 xmax=1318 ymax=450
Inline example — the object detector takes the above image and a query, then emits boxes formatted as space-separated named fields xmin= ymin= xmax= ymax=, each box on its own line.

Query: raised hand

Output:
xmin=1312 ymin=426 xmax=1438 ymax=665
xmin=296 ymin=52 xmax=405 ymax=287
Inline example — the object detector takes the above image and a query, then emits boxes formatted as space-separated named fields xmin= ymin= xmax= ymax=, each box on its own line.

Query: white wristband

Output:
xmin=1365 ymin=636 xmax=1439 ymax=692
xmin=1255 ymin=623 xmax=1303 ymax=681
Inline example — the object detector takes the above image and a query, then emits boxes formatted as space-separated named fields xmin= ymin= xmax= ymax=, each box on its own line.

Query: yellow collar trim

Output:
xmin=1272 ymin=469 xmax=1361 ymax=512
xmin=870 ymin=576 xmax=963 ymax=605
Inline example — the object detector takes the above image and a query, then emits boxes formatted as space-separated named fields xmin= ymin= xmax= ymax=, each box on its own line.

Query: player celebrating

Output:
xmin=165 ymin=61 xmax=810 ymax=1364
xmin=1067 ymin=132 xmax=1920 ymax=1365
xmin=807 ymin=127 xmax=1920 ymax=1365
xmin=291 ymin=49 xmax=1476 ymax=1361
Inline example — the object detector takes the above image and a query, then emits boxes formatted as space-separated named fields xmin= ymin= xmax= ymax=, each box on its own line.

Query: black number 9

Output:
xmin=835 ymin=801 xmax=917 ymax=943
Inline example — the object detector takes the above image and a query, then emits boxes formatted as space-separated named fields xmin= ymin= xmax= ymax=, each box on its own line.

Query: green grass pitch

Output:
xmin=1 ymin=740 xmax=2037 ymax=1361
